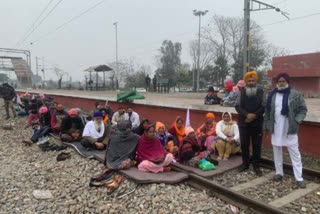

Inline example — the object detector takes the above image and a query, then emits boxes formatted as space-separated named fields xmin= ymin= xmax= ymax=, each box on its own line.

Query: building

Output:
xmin=268 ymin=52 xmax=320 ymax=97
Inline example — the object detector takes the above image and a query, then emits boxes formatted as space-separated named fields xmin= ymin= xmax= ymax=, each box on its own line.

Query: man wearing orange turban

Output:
xmin=235 ymin=71 xmax=265 ymax=176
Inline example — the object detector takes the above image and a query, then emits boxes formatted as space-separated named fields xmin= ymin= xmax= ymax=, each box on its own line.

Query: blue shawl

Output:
xmin=266 ymin=87 xmax=291 ymax=116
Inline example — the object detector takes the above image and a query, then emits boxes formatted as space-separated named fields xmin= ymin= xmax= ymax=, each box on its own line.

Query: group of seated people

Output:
xmin=204 ymin=79 xmax=246 ymax=107
xmin=17 ymin=93 xmax=241 ymax=174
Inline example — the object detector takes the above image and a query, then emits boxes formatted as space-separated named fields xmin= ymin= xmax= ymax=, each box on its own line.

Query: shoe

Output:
xmin=273 ymin=174 xmax=283 ymax=181
xmin=38 ymin=141 xmax=50 ymax=148
xmin=163 ymin=167 xmax=171 ymax=172
xmin=238 ymin=165 xmax=249 ymax=172
xmin=254 ymin=167 xmax=262 ymax=177
xmin=207 ymin=154 xmax=219 ymax=166
xmin=297 ymin=181 xmax=306 ymax=189
xmin=22 ymin=139 xmax=33 ymax=146
xmin=37 ymin=136 xmax=49 ymax=146
xmin=56 ymin=152 xmax=72 ymax=162
xmin=89 ymin=170 xmax=115 ymax=187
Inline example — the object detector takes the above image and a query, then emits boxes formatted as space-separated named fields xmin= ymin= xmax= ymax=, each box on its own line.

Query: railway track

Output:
xmin=171 ymin=157 xmax=320 ymax=214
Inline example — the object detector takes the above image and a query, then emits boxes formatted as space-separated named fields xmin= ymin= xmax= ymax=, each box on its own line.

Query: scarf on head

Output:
xmin=222 ymin=112 xmax=235 ymax=137
xmin=136 ymin=133 xmax=167 ymax=164
xmin=266 ymin=87 xmax=291 ymax=116
xmin=106 ymin=120 xmax=139 ymax=169
xmin=171 ymin=117 xmax=185 ymax=143
xmin=155 ymin=121 xmax=170 ymax=147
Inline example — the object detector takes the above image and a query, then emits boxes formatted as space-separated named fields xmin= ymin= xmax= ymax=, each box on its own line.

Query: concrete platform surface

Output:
xmin=18 ymin=89 xmax=320 ymax=123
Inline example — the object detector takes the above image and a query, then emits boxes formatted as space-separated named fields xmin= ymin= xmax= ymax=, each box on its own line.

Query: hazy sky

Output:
xmin=0 ymin=0 xmax=319 ymax=81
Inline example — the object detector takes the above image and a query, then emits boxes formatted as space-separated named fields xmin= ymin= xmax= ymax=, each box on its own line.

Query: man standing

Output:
xmin=0 ymin=83 xmax=16 ymax=119
xmin=235 ymin=71 xmax=265 ymax=176
xmin=81 ymin=112 xmax=111 ymax=150
xmin=111 ymin=107 xmax=128 ymax=126
xmin=127 ymin=106 xmax=140 ymax=129
xmin=264 ymin=73 xmax=307 ymax=188
xmin=145 ymin=75 xmax=151 ymax=92
xmin=152 ymin=75 xmax=157 ymax=92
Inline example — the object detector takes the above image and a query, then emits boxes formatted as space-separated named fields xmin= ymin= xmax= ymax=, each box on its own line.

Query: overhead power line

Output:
xmin=261 ymin=12 xmax=320 ymax=27
xmin=16 ymin=0 xmax=56 ymax=47
xmin=31 ymin=0 xmax=105 ymax=44
xmin=19 ymin=0 xmax=64 ymax=46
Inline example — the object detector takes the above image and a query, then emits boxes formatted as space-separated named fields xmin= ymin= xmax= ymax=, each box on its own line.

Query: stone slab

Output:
xmin=230 ymin=172 xmax=274 ymax=192
xmin=172 ymin=155 xmax=242 ymax=178
xmin=120 ymin=167 xmax=189 ymax=184
xmin=269 ymin=182 xmax=320 ymax=208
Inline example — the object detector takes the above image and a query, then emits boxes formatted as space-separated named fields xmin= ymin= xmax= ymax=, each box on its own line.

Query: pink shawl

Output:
xmin=136 ymin=134 xmax=167 ymax=164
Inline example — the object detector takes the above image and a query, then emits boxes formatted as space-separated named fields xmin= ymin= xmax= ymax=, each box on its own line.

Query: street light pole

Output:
xmin=243 ymin=0 xmax=289 ymax=77
xmin=113 ymin=22 xmax=119 ymax=90
xmin=193 ymin=10 xmax=208 ymax=92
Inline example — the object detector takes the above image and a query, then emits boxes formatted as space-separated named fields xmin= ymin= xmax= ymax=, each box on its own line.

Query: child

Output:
xmin=155 ymin=122 xmax=178 ymax=156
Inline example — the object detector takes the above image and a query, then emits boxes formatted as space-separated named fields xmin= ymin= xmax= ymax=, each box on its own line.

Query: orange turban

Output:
xmin=244 ymin=71 xmax=258 ymax=83
xmin=205 ymin=112 xmax=215 ymax=120
xmin=155 ymin=121 xmax=165 ymax=132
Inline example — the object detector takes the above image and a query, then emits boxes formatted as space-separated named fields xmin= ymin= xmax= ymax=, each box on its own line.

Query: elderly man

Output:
xmin=264 ymin=73 xmax=307 ymax=188
xmin=81 ymin=112 xmax=111 ymax=150
xmin=0 ymin=83 xmax=16 ymax=119
xmin=127 ymin=106 xmax=140 ymax=129
xmin=111 ymin=107 xmax=128 ymax=126
xmin=60 ymin=108 xmax=84 ymax=142
xmin=235 ymin=71 xmax=265 ymax=176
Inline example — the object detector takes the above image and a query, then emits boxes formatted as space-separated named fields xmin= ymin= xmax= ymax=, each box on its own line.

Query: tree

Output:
xmin=158 ymin=40 xmax=182 ymax=83
xmin=174 ymin=63 xmax=192 ymax=91
xmin=0 ymin=73 xmax=9 ymax=82
xmin=213 ymin=55 xmax=229 ymax=87
xmin=53 ymin=66 xmax=68 ymax=89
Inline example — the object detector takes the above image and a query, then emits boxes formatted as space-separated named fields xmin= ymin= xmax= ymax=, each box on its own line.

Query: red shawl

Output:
xmin=136 ymin=134 xmax=167 ymax=164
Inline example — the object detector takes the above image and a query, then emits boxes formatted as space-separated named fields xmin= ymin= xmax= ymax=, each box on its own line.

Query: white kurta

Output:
xmin=271 ymin=93 xmax=298 ymax=147
xmin=271 ymin=93 xmax=303 ymax=181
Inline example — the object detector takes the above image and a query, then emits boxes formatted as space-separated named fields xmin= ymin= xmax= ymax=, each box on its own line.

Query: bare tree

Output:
xmin=53 ymin=66 xmax=68 ymax=89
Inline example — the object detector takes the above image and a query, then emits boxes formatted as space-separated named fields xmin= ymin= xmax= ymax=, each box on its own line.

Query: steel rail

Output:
xmin=260 ymin=157 xmax=320 ymax=181
xmin=171 ymin=163 xmax=287 ymax=214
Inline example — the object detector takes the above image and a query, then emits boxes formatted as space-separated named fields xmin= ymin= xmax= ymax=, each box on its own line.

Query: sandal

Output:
xmin=106 ymin=175 xmax=123 ymax=196
xmin=89 ymin=170 xmax=114 ymax=187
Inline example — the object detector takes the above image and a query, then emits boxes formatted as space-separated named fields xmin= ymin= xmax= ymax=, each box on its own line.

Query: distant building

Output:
xmin=268 ymin=52 xmax=320 ymax=98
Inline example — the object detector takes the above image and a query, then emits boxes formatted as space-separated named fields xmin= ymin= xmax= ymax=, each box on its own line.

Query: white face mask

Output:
xmin=277 ymin=84 xmax=289 ymax=91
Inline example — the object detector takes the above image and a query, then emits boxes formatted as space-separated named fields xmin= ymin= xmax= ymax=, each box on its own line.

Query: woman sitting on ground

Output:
xmin=214 ymin=112 xmax=240 ymax=160
xmin=137 ymin=125 xmax=173 ymax=173
xmin=105 ymin=120 xmax=139 ymax=170
xmin=179 ymin=126 xmax=201 ymax=167
xmin=23 ymin=106 xmax=52 ymax=145
xmin=133 ymin=119 xmax=150 ymax=136
xmin=168 ymin=116 xmax=185 ymax=147
xmin=155 ymin=121 xmax=178 ymax=155
xmin=196 ymin=113 xmax=217 ymax=153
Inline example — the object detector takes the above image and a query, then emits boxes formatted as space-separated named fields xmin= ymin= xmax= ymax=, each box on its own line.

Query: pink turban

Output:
xmin=185 ymin=126 xmax=195 ymax=137
xmin=236 ymin=80 xmax=246 ymax=88
xmin=68 ymin=108 xmax=78 ymax=116
xmin=39 ymin=107 xmax=48 ymax=114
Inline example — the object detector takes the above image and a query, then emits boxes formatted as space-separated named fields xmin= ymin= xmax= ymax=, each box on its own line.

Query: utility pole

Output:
xmin=243 ymin=0 xmax=289 ymax=77
xmin=113 ymin=22 xmax=119 ymax=90
xmin=42 ymin=57 xmax=45 ymax=81
xmin=193 ymin=10 xmax=208 ymax=92
xmin=35 ymin=56 xmax=39 ymax=76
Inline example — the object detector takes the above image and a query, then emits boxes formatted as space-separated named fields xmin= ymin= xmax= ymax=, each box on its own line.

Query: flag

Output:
xmin=16 ymin=95 xmax=22 ymax=105
xmin=32 ymin=94 xmax=35 ymax=99
xmin=105 ymin=99 xmax=109 ymax=107
xmin=185 ymin=108 xmax=190 ymax=127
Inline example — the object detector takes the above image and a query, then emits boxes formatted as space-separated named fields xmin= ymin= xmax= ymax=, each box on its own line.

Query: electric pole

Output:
xmin=243 ymin=0 xmax=289 ymax=77
xmin=35 ymin=56 xmax=39 ymax=76
xmin=113 ymin=22 xmax=119 ymax=90
xmin=193 ymin=10 xmax=208 ymax=92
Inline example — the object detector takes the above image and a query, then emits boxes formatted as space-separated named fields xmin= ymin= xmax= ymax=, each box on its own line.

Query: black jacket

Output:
xmin=61 ymin=116 xmax=84 ymax=134
xmin=235 ymin=87 xmax=265 ymax=127
xmin=0 ymin=85 xmax=16 ymax=101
